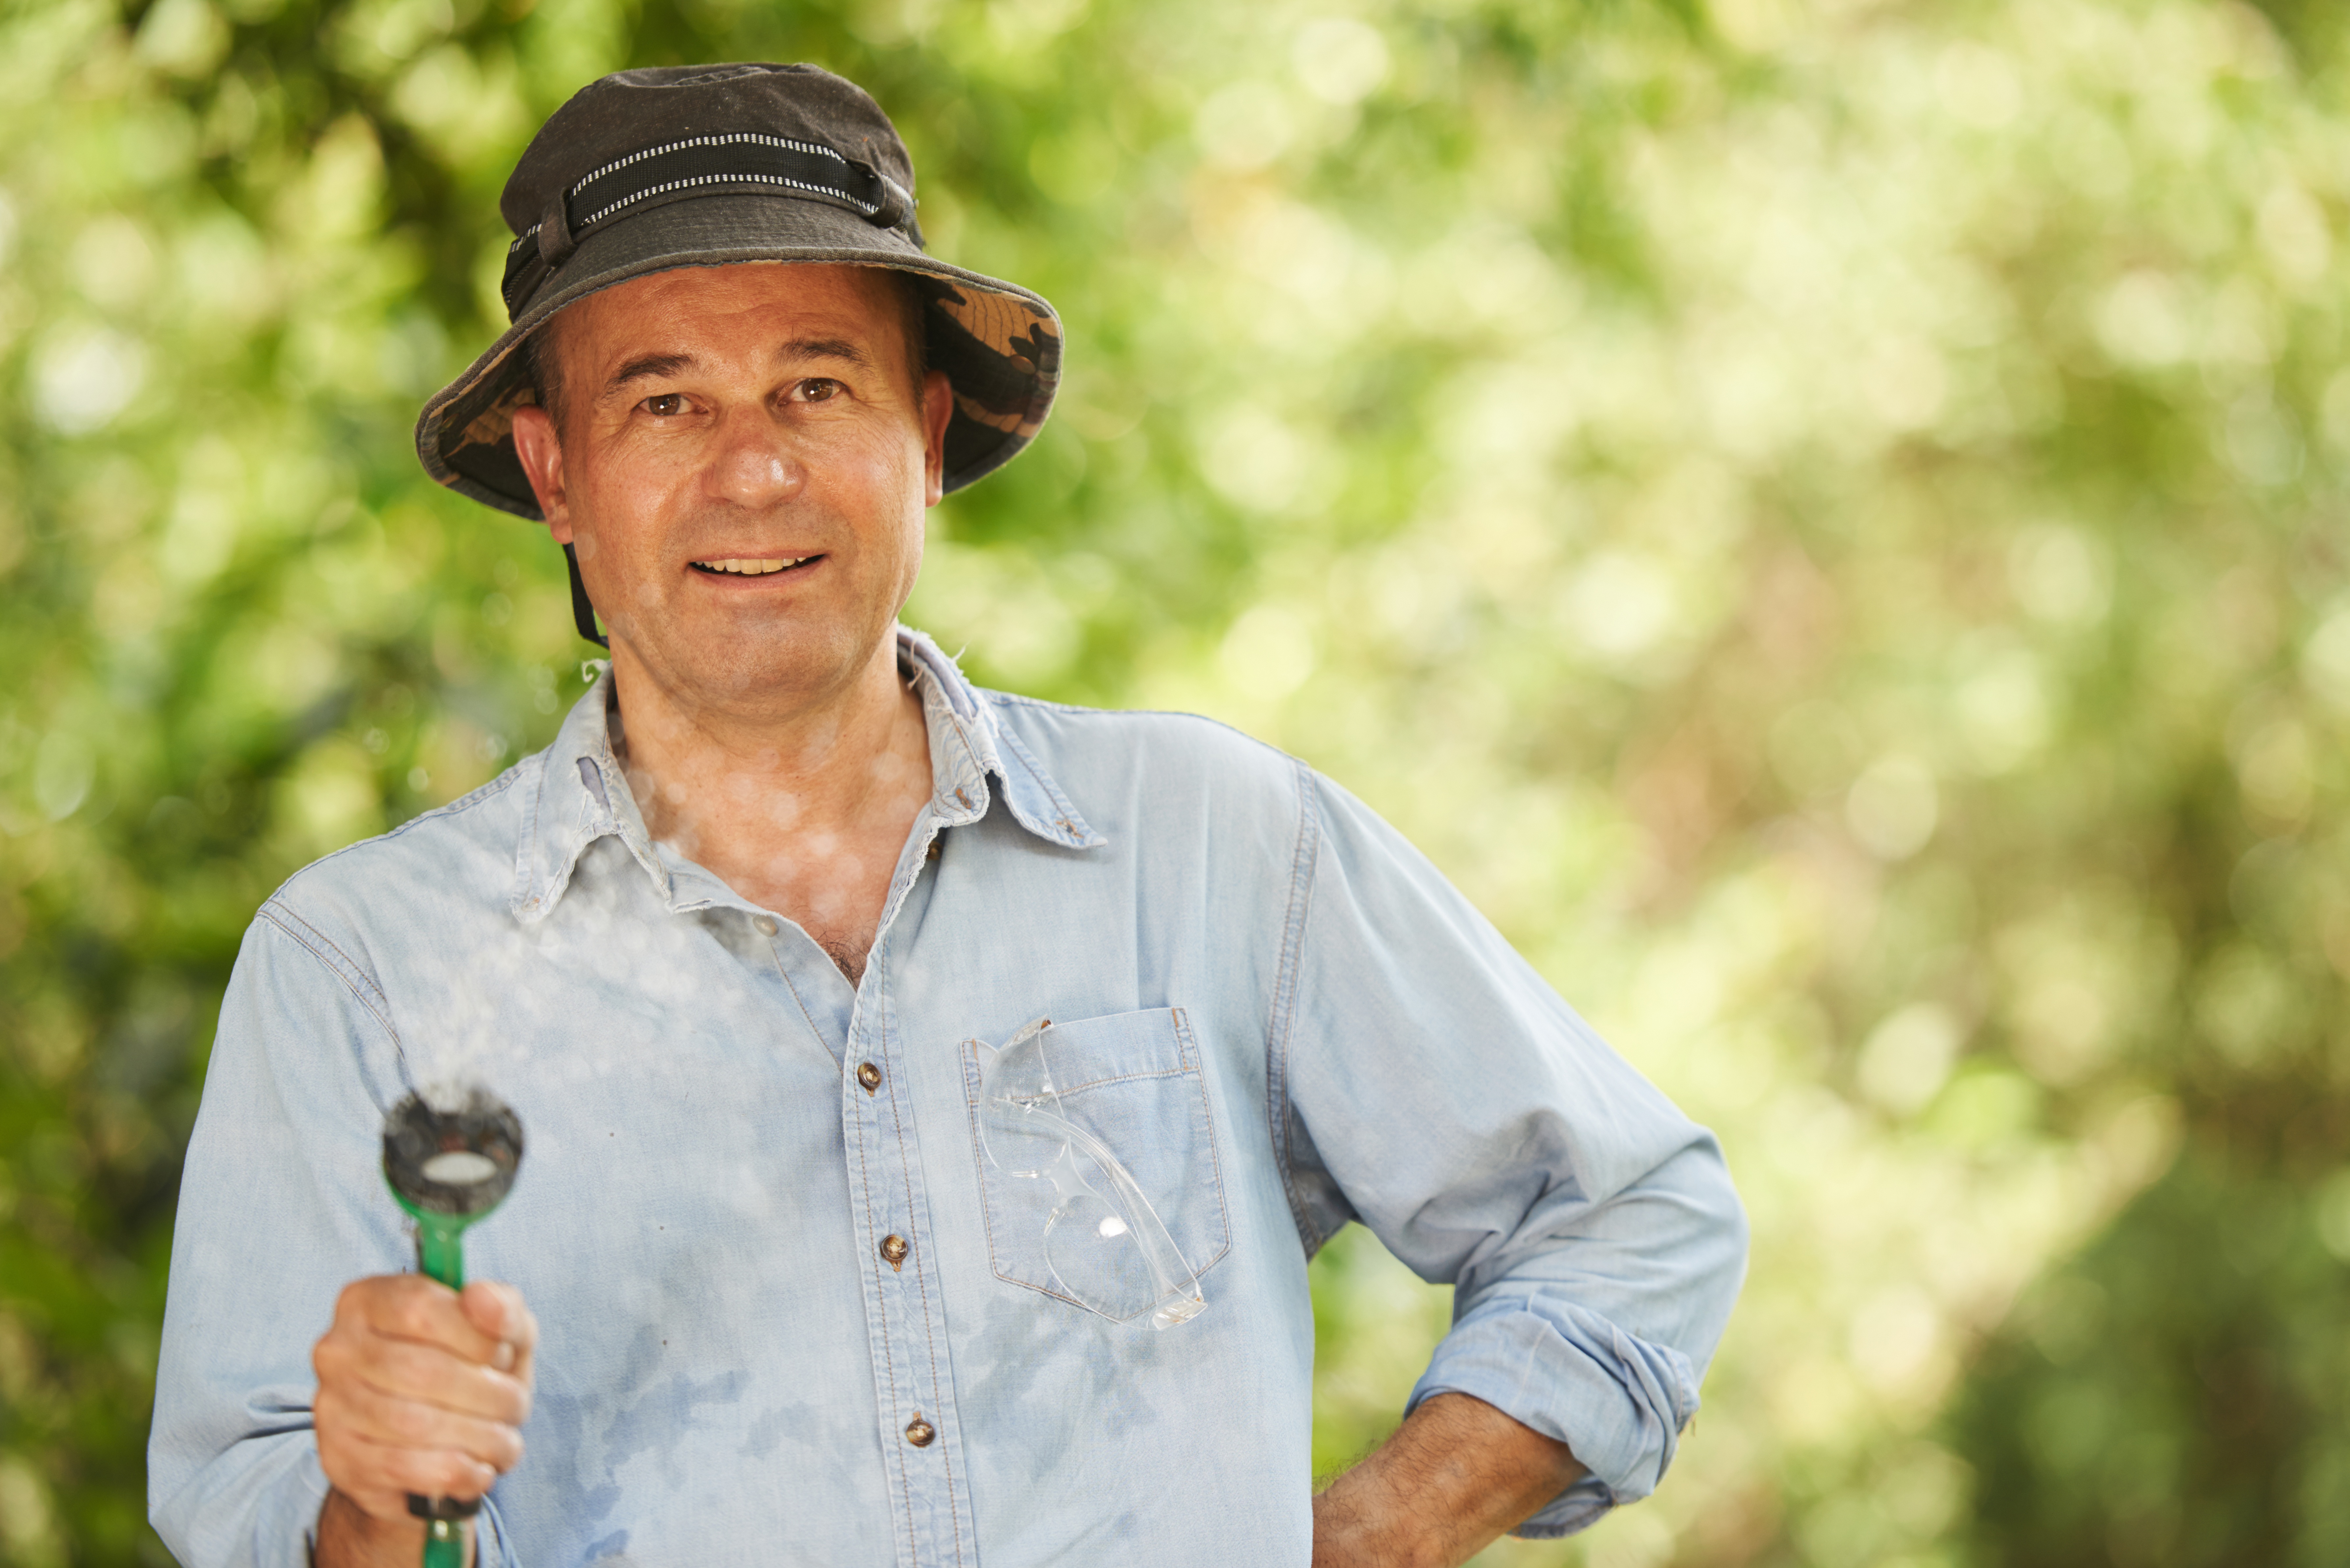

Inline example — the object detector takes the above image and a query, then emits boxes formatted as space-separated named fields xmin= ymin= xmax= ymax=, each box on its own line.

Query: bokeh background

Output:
xmin=3 ymin=0 xmax=2348 ymax=1561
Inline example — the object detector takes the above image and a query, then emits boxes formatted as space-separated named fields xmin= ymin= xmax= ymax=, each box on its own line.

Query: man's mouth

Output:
xmin=690 ymin=556 xmax=820 ymax=576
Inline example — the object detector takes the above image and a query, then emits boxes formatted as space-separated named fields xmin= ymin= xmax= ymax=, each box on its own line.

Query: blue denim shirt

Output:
xmin=149 ymin=629 xmax=1747 ymax=1567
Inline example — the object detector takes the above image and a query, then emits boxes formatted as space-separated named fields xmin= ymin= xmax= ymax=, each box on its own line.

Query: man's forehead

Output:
xmin=561 ymin=261 xmax=900 ymax=352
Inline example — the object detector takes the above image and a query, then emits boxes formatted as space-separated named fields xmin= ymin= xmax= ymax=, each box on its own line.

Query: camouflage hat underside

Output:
xmin=416 ymin=191 xmax=1062 ymax=519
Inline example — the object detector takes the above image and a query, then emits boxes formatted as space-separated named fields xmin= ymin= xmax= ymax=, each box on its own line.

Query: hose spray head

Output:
xmin=383 ymin=1087 xmax=524 ymax=1222
xmin=382 ymin=1087 xmax=524 ymax=1294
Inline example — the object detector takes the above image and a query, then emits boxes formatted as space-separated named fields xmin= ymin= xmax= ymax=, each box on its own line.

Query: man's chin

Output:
xmin=611 ymin=620 xmax=889 ymax=714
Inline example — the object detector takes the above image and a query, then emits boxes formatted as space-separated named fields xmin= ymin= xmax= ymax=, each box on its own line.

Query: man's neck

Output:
xmin=606 ymin=632 xmax=934 ymax=981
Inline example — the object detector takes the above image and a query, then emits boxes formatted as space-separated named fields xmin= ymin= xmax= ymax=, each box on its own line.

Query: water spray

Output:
xmin=380 ymin=1088 xmax=525 ymax=1568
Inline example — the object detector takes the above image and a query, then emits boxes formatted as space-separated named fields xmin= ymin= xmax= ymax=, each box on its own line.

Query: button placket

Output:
xmin=841 ymin=960 xmax=975 ymax=1564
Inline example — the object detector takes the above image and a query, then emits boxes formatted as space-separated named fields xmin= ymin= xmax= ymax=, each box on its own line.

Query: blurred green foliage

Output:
xmin=2 ymin=0 xmax=2347 ymax=1563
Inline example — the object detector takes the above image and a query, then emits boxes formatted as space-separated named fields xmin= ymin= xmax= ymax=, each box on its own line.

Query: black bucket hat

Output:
xmin=415 ymin=62 xmax=1062 ymax=525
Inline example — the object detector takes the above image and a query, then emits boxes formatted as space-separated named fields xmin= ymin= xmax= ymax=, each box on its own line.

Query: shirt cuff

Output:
xmin=476 ymin=1496 xmax=513 ymax=1567
xmin=1406 ymin=1296 xmax=1702 ymax=1538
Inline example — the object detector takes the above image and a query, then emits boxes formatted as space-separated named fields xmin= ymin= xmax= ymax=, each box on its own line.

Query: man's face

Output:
xmin=510 ymin=263 xmax=952 ymax=717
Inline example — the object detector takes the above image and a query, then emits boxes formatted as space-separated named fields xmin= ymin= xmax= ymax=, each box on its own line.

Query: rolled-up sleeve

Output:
xmin=148 ymin=905 xmax=518 ymax=1567
xmin=1278 ymin=773 xmax=1748 ymax=1537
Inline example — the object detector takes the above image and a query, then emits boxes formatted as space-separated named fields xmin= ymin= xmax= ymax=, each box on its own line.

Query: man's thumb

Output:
xmin=460 ymin=1279 xmax=516 ymax=1342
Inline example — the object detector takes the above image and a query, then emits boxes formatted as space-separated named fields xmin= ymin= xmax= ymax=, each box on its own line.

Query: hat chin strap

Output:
xmin=563 ymin=543 xmax=609 ymax=647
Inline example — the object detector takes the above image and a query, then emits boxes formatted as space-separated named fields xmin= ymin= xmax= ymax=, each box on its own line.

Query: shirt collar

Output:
xmin=509 ymin=626 xmax=1103 ymax=925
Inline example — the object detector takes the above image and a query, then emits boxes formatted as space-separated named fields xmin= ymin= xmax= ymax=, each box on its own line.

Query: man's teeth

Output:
xmin=695 ymin=557 xmax=811 ymax=575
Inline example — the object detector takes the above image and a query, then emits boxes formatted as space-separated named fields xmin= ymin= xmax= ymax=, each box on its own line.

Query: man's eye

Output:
xmin=794 ymin=378 xmax=843 ymax=402
xmin=642 ymin=393 xmax=684 ymax=417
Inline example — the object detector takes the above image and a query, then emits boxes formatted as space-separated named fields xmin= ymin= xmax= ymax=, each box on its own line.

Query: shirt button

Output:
xmin=905 ymin=1415 xmax=936 ymax=1448
xmin=880 ymin=1234 xmax=909 ymax=1270
xmin=856 ymin=1062 xmax=883 ymax=1094
xmin=752 ymin=916 xmax=778 ymax=937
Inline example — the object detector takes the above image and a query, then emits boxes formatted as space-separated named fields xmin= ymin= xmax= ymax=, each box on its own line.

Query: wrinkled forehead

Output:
xmin=543 ymin=260 xmax=911 ymax=370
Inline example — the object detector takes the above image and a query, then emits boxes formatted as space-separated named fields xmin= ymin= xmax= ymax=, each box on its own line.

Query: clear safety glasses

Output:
xmin=976 ymin=1018 xmax=1208 ymax=1330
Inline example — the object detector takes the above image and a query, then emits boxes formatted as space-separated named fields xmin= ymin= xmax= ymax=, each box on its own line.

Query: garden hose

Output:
xmin=381 ymin=1089 xmax=525 ymax=1568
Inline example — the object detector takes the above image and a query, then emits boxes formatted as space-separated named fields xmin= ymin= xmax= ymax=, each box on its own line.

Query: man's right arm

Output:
xmin=148 ymin=907 xmax=526 ymax=1567
xmin=310 ymin=1276 xmax=536 ymax=1568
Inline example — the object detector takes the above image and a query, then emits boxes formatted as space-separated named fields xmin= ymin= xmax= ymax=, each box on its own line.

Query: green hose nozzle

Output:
xmin=381 ymin=1088 xmax=525 ymax=1568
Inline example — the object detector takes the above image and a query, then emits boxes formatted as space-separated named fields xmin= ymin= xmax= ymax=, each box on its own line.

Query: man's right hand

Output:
xmin=310 ymin=1275 xmax=538 ymax=1567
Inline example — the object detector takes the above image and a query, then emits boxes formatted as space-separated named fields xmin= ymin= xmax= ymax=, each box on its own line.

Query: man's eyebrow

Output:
xmin=602 ymin=352 xmax=696 ymax=398
xmin=776 ymin=337 xmax=870 ymax=367
xmin=599 ymin=340 xmax=869 ymax=400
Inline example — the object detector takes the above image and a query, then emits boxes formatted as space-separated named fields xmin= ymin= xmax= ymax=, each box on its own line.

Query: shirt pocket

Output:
xmin=961 ymin=1005 xmax=1232 ymax=1316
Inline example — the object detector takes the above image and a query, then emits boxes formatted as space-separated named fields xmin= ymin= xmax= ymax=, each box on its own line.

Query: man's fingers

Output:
xmin=316 ymin=1376 xmax=526 ymax=1470
xmin=328 ymin=1335 xmax=531 ymax=1425
xmin=321 ymin=1425 xmax=503 ymax=1502
xmin=313 ymin=1322 xmax=528 ymax=1425
xmin=336 ymin=1274 xmax=506 ymax=1365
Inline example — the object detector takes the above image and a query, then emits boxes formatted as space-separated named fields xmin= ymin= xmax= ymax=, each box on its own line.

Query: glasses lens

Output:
xmin=1044 ymin=1179 xmax=1161 ymax=1320
xmin=977 ymin=1020 xmax=1207 ymax=1330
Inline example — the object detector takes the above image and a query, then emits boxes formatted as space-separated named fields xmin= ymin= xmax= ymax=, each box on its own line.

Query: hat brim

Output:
xmin=416 ymin=192 xmax=1062 ymax=519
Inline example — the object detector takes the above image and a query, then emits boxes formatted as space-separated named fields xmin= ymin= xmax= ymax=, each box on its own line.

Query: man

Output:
xmin=150 ymin=64 xmax=1746 ymax=1567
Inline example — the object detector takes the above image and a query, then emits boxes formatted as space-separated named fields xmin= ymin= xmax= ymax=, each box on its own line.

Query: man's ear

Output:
xmin=921 ymin=368 xmax=953 ymax=507
xmin=510 ymin=405 xmax=572 ymax=540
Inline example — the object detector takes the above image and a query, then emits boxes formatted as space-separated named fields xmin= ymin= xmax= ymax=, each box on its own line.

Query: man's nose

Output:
xmin=704 ymin=407 xmax=805 ymax=507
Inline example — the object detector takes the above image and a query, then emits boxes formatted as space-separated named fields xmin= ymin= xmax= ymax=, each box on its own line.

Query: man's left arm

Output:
xmin=1282 ymin=771 xmax=1750 ymax=1557
xmin=1312 ymin=1391 xmax=1587 ymax=1568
